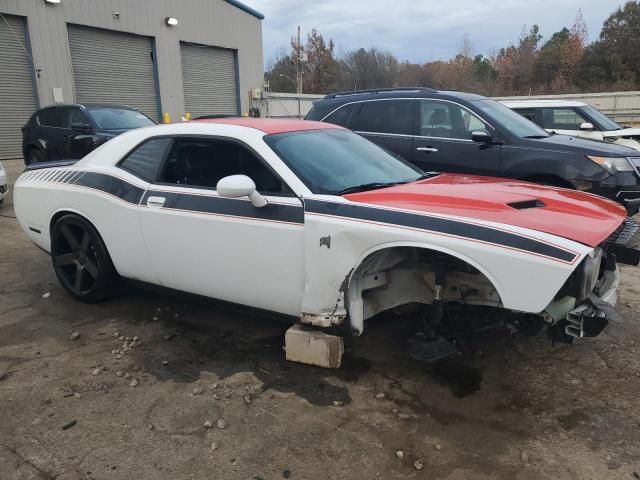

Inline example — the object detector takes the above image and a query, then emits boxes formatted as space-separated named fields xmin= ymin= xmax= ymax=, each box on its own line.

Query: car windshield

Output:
xmin=86 ymin=107 xmax=155 ymax=130
xmin=264 ymin=129 xmax=424 ymax=195
xmin=579 ymin=105 xmax=621 ymax=131
xmin=472 ymin=99 xmax=550 ymax=138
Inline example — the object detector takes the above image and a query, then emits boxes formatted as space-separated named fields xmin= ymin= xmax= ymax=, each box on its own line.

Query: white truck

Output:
xmin=502 ymin=99 xmax=640 ymax=151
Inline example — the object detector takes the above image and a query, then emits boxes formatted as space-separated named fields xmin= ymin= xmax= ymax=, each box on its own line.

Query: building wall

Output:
xmin=0 ymin=0 xmax=263 ymax=119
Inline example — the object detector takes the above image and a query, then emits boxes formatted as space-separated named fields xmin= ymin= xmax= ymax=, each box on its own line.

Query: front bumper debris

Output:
xmin=550 ymin=267 xmax=620 ymax=344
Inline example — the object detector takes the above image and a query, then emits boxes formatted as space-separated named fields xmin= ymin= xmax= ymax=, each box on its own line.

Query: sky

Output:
xmin=248 ymin=0 xmax=624 ymax=66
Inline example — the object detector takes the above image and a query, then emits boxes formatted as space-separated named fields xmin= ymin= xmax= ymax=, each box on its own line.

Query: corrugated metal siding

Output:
xmin=67 ymin=24 xmax=159 ymax=121
xmin=180 ymin=42 xmax=238 ymax=117
xmin=0 ymin=14 xmax=37 ymax=159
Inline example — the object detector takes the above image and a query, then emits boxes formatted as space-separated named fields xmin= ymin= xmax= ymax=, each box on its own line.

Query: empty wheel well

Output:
xmin=345 ymin=246 xmax=503 ymax=335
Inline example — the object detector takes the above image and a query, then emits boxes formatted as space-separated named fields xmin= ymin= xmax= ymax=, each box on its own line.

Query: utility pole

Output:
xmin=295 ymin=25 xmax=302 ymax=95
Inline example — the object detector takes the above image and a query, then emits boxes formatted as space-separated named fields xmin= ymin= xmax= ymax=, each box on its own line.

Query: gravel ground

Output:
xmin=1 ymin=159 xmax=639 ymax=480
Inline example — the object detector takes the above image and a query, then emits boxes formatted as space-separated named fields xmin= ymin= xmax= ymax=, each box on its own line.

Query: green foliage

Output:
xmin=265 ymin=2 xmax=640 ymax=95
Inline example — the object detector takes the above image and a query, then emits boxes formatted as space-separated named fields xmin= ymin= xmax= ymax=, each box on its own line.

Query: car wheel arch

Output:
xmin=521 ymin=174 xmax=575 ymax=189
xmin=343 ymin=241 xmax=505 ymax=335
xmin=24 ymin=144 xmax=45 ymax=161
xmin=49 ymin=209 xmax=119 ymax=272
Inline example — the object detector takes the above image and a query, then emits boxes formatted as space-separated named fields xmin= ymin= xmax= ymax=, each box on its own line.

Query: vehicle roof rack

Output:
xmin=324 ymin=87 xmax=437 ymax=99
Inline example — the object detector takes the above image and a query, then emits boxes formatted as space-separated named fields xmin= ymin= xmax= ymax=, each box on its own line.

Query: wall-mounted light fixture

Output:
xmin=44 ymin=0 xmax=61 ymax=4
xmin=164 ymin=17 xmax=178 ymax=26
xmin=112 ymin=12 xmax=120 ymax=19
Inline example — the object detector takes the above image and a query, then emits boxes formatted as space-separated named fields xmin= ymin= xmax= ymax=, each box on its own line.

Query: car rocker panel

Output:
xmin=13 ymin=119 xmax=637 ymax=352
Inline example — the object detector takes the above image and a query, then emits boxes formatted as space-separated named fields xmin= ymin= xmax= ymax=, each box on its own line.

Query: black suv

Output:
xmin=306 ymin=88 xmax=640 ymax=212
xmin=22 ymin=103 xmax=155 ymax=165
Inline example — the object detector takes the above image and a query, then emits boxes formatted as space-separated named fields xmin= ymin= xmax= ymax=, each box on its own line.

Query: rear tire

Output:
xmin=50 ymin=214 xmax=117 ymax=302
xmin=25 ymin=147 xmax=44 ymax=165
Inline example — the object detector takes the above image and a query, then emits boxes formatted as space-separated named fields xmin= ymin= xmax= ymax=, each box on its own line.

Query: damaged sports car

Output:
xmin=13 ymin=118 xmax=640 ymax=359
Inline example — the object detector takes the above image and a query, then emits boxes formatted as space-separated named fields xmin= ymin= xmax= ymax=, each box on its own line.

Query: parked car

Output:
xmin=0 ymin=161 xmax=7 ymax=205
xmin=306 ymin=88 xmax=640 ymax=214
xmin=502 ymin=99 xmax=640 ymax=151
xmin=12 ymin=118 xmax=639 ymax=359
xmin=22 ymin=103 xmax=156 ymax=165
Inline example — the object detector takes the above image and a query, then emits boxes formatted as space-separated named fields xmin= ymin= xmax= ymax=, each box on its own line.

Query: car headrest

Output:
xmin=429 ymin=109 xmax=446 ymax=125
xmin=175 ymin=145 xmax=210 ymax=178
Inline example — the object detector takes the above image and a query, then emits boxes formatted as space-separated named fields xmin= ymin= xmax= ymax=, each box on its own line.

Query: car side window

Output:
xmin=119 ymin=138 xmax=172 ymax=182
xmin=419 ymin=100 xmax=488 ymax=140
xmin=39 ymin=108 xmax=66 ymax=128
xmin=541 ymin=108 xmax=589 ymax=130
xmin=66 ymin=107 xmax=88 ymax=127
xmin=355 ymin=100 xmax=413 ymax=135
xmin=157 ymin=137 xmax=292 ymax=196
xmin=514 ymin=108 xmax=537 ymax=124
xmin=324 ymin=103 xmax=356 ymax=127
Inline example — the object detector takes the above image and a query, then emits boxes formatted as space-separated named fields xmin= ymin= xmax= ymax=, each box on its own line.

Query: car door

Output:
xmin=539 ymin=107 xmax=604 ymax=141
xmin=351 ymin=99 xmax=415 ymax=161
xmin=37 ymin=107 xmax=67 ymax=161
xmin=412 ymin=99 xmax=501 ymax=175
xmin=137 ymin=135 xmax=305 ymax=316
xmin=61 ymin=107 xmax=94 ymax=159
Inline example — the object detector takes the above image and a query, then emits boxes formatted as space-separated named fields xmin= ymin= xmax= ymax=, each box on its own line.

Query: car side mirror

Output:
xmin=579 ymin=122 xmax=595 ymax=131
xmin=217 ymin=174 xmax=268 ymax=208
xmin=71 ymin=122 xmax=91 ymax=133
xmin=471 ymin=129 xmax=493 ymax=143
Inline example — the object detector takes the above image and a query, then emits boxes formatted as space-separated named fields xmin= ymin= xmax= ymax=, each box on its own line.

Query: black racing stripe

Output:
xmin=143 ymin=190 xmax=304 ymax=224
xmin=74 ymin=172 xmax=145 ymax=205
xmin=305 ymin=199 xmax=577 ymax=263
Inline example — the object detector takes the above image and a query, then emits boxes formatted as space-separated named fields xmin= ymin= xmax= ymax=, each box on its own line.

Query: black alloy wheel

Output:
xmin=51 ymin=214 xmax=117 ymax=302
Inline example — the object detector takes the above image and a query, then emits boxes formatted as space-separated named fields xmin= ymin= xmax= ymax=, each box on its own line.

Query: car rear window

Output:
xmin=38 ymin=108 xmax=66 ymax=128
xmin=323 ymin=103 xmax=356 ymax=127
xmin=354 ymin=100 xmax=413 ymax=135
xmin=119 ymin=137 xmax=171 ymax=182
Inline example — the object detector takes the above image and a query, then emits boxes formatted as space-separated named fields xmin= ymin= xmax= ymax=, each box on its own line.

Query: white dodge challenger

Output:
xmin=13 ymin=118 xmax=639 ymax=355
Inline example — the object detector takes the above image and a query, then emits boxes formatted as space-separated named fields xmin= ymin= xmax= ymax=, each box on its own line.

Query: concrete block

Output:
xmin=285 ymin=324 xmax=344 ymax=369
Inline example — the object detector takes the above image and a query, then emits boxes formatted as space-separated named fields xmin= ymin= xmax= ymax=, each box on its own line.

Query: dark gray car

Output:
xmin=306 ymin=88 xmax=640 ymax=213
xmin=22 ymin=103 xmax=155 ymax=165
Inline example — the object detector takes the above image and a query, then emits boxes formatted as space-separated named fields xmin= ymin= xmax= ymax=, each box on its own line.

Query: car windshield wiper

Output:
xmin=334 ymin=182 xmax=402 ymax=195
xmin=522 ymin=135 xmax=549 ymax=139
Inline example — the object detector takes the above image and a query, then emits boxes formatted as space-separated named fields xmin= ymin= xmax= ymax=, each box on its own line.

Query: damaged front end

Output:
xmin=546 ymin=217 xmax=639 ymax=344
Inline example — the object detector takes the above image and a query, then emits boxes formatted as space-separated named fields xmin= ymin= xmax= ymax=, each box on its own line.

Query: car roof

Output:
xmin=193 ymin=117 xmax=342 ymax=135
xmin=500 ymin=99 xmax=587 ymax=108
xmin=321 ymin=87 xmax=486 ymax=101
xmin=38 ymin=103 xmax=138 ymax=110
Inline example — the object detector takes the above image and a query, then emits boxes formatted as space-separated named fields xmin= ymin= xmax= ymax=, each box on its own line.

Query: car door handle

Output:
xmin=416 ymin=147 xmax=438 ymax=153
xmin=146 ymin=196 xmax=166 ymax=208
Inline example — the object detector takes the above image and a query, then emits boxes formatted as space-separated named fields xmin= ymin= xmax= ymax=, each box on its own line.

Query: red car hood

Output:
xmin=343 ymin=174 xmax=626 ymax=247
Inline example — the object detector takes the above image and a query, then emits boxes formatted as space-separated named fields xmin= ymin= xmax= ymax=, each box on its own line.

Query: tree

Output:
xmin=598 ymin=1 xmax=640 ymax=85
xmin=576 ymin=1 xmax=640 ymax=91
xmin=297 ymin=29 xmax=340 ymax=94
xmin=340 ymin=48 xmax=398 ymax=90
xmin=264 ymin=48 xmax=296 ymax=93
xmin=495 ymin=25 xmax=542 ymax=94
xmin=264 ymin=4 xmax=640 ymax=96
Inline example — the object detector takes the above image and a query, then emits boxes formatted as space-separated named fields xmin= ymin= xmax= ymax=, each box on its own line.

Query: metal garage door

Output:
xmin=180 ymin=42 xmax=239 ymax=118
xmin=67 ymin=25 xmax=159 ymax=121
xmin=0 ymin=14 xmax=37 ymax=159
